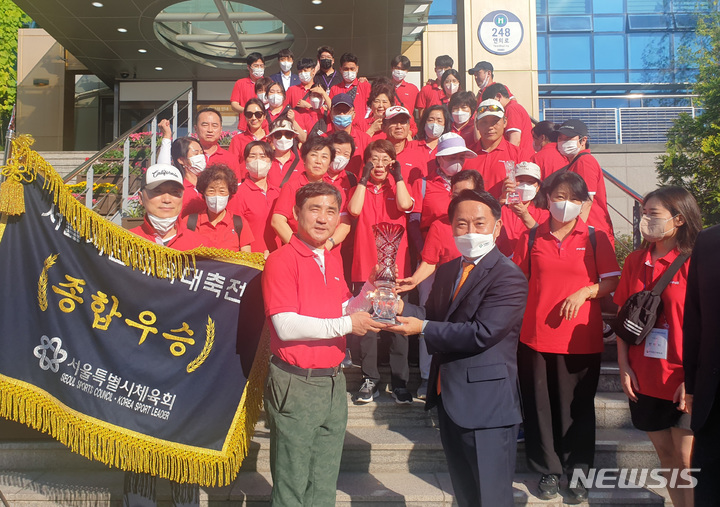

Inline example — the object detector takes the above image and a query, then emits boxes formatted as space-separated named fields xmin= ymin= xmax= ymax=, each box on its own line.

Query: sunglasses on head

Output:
xmin=244 ymin=110 xmax=264 ymax=119
xmin=272 ymin=131 xmax=294 ymax=140
xmin=477 ymin=104 xmax=503 ymax=113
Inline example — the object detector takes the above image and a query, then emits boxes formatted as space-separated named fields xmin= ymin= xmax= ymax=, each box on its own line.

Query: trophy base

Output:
xmin=372 ymin=315 xmax=399 ymax=325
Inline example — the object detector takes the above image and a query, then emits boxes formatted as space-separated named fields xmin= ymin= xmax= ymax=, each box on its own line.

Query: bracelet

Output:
xmin=327 ymin=237 xmax=336 ymax=247
xmin=586 ymin=285 xmax=596 ymax=300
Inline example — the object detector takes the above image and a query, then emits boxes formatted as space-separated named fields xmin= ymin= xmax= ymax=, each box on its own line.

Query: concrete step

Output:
xmin=0 ymin=427 xmax=659 ymax=475
xmin=0 ymin=469 xmax=668 ymax=506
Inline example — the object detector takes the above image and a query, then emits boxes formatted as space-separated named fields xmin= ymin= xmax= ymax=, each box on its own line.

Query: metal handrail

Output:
xmin=602 ymin=169 xmax=644 ymax=249
xmin=62 ymin=86 xmax=192 ymax=184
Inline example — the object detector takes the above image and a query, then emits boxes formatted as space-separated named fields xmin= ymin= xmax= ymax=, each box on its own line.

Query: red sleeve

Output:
xmin=229 ymin=134 xmax=243 ymax=157
xmin=505 ymin=105 xmax=522 ymax=133
xmin=262 ymin=250 xmax=299 ymax=316
xmin=572 ymin=155 xmax=601 ymax=194
xmin=230 ymin=80 xmax=242 ymax=103
xmin=416 ymin=85 xmax=429 ymax=109
xmin=512 ymin=228 xmax=531 ymax=277
xmin=273 ymin=181 xmax=297 ymax=219
xmin=411 ymin=177 xmax=424 ymax=213
xmin=613 ymin=250 xmax=642 ymax=307
xmin=593 ymin=228 xmax=621 ymax=279
xmin=421 ymin=223 xmax=443 ymax=264
xmin=238 ymin=216 xmax=255 ymax=248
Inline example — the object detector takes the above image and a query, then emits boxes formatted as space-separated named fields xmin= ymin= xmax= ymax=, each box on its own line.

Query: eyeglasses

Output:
xmin=477 ymin=104 xmax=503 ymax=114
xmin=244 ymin=110 xmax=264 ymax=119
xmin=272 ymin=131 xmax=294 ymax=140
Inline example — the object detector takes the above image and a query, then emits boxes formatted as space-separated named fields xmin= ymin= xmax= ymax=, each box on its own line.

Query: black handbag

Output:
xmin=612 ymin=253 xmax=689 ymax=345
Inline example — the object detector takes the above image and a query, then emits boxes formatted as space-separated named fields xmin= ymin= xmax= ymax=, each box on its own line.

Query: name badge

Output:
xmin=644 ymin=328 xmax=669 ymax=360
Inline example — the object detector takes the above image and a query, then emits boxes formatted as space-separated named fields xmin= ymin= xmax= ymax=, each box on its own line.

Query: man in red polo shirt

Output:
xmin=417 ymin=55 xmax=453 ymax=118
xmin=382 ymin=105 xmax=426 ymax=185
xmin=482 ymin=83 xmax=535 ymax=160
xmin=556 ymin=119 xmax=615 ymax=243
xmin=263 ymin=181 xmax=385 ymax=506
xmin=468 ymin=61 xmax=515 ymax=103
xmin=391 ymin=55 xmax=419 ymax=116
xmin=130 ymin=163 xmax=206 ymax=250
xmin=194 ymin=108 xmax=243 ymax=179
xmin=329 ymin=52 xmax=371 ymax=116
xmin=465 ymin=99 xmax=528 ymax=201
xmin=230 ymin=52 xmax=266 ymax=131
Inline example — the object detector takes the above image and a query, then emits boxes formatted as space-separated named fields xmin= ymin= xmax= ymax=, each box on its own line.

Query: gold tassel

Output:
xmin=0 ymin=178 xmax=25 ymax=215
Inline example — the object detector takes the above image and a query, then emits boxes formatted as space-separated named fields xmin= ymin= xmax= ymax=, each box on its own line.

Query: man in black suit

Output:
xmin=683 ymin=224 xmax=720 ymax=507
xmin=270 ymin=48 xmax=300 ymax=91
xmin=388 ymin=190 xmax=528 ymax=506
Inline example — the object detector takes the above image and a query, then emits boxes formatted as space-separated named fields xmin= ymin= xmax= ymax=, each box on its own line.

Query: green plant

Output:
xmin=0 ymin=1 xmax=31 ymax=147
xmin=613 ymin=234 xmax=635 ymax=269
xmin=122 ymin=195 xmax=145 ymax=218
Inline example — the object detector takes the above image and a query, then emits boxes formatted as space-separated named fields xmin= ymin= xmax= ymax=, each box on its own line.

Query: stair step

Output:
xmin=0 ymin=470 xmax=668 ymax=506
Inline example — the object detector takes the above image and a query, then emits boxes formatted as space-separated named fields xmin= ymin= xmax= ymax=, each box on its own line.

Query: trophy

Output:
xmin=368 ymin=222 xmax=405 ymax=324
xmin=504 ymin=160 xmax=522 ymax=204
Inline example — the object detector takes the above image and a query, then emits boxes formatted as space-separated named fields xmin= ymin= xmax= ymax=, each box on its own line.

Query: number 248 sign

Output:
xmin=478 ymin=10 xmax=524 ymax=55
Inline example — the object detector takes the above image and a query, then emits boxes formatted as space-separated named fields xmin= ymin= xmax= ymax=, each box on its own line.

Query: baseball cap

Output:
xmin=468 ymin=61 xmax=493 ymax=75
xmin=331 ymin=93 xmax=354 ymax=109
xmin=557 ymin=119 xmax=589 ymax=138
xmin=384 ymin=105 xmax=411 ymax=121
xmin=514 ymin=161 xmax=542 ymax=182
xmin=435 ymin=132 xmax=477 ymax=158
xmin=476 ymin=99 xmax=505 ymax=121
xmin=268 ymin=118 xmax=298 ymax=137
xmin=142 ymin=164 xmax=184 ymax=190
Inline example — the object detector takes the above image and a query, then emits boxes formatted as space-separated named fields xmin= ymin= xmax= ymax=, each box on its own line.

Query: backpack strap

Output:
xmin=650 ymin=253 xmax=690 ymax=296
xmin=186 ymin=213 xmax=198 ymax=231
xmin=526 ymin=225 xmax=539 ymax=280
xmin=232 ymin=214 xmax=244 ymax=247
xmin=279 ymin=146 xmax=302 ymax=188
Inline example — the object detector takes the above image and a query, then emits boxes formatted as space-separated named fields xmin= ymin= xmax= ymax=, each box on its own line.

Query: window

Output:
xmin=592 ymin=0 xmax=623 ymax=13
xmin=627 ymin=0 xmax=670 ymax=12
xmin=549 ymin=35 xmax=592 ymax=70
xmin=628 ymin=33 xmax=671 ymax=70
xmin=594 ymin=35 xmax=626 ymax=69
xmin=628 ymin=14 xmax=672 ymax=29
xmin=548 ymin=0 xmax=591 ymax=14
xmin=537 ymin=17 xmax=547 ymax=32
xmin=549 ymin=16 xmax=593 ymax=31
xmin=594 ymin=71 xmax=629 ymax=82
xmin=594 ymin=16 xmax=625 ymax=31
xmin=538 ymin=35 xmax=548 ymax=70
xmin=549 ymin=72 xmax=593 ymax=83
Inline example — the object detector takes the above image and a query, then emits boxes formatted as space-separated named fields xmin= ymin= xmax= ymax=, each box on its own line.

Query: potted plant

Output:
xmin=121 ymin=194 xmax=145 ymax=229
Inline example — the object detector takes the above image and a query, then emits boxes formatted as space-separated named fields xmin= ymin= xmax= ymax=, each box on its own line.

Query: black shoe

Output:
xmin=566 ymin=481 xmax=588 ymax=504
xmin=355 ymin=378 xmax=379 ymax=403
xmin=537 ymin=474 xmax=559 ymax=500
xmin=391 ymin=387 xmax=413 ymax=405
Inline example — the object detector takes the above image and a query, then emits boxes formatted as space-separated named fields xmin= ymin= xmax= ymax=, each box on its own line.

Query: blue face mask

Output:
xmin=332 ymin=114 xmax=353 ymax=128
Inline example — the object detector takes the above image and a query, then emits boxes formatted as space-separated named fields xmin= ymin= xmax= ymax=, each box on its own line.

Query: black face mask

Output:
xmin=320 ymin=58 xmax=333 ymax=70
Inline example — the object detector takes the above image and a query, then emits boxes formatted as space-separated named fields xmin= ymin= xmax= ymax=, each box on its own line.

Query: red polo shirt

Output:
xmin=207 ymin=146 xmax=244 ymax=181
xmin=230 ymin=77 xmax=260 ymax=131
xmin=349 ymin=181 xmax=412 ymax=282
xmin=568 ymin=150 xmax=614 ymax=241
xmin=416 ymin=81 xmax=444 ymax=110
xmin=263 ymin=235 xmax=352 ymax=369
xmin=130 ymin=217 xmax=206 ymax=250
xmin=274 ymin=172 xmax=342 ymax=233
xmin=329 ymin=79 xmax=371 ymax=117
xmin=613 ymin=247 xmax=689 ymax=401
xmin=294 ymin=108 xmax=325 ymax=135
xmin=412 ymin=166 xmax=452 ymax=234
xmin=228 ymin=179 xmax=281 ymax=253
xmin=228 ymin=130 xmax=267 ymax=162
xmin=286 ymin=83 xmax=314 ymax=110
xmin=181 ymin=179 xmax=207 ymax=217
xmin=181 ymin=210 xmax=254 ymax=251
xmin=464 ymin=139 xmax=525 ymax=200
xmin=496 ymin=203 xmax=550 ymax=257
xmin=325 ymin=170 xmax=357 ymax=210
xmin=421 ymin=217 xmax=460 ymax=266
xmin=531 ymin=142 xmax=567 ymax=179
xmin=512 ymin=218 xmax=620 ymax=354
xmin=394 ymin=80 xmax=419 ymax=113
xmin=267 ymin=151 xmax=305 ymax=188
xmin=452 ymin=119 xmax=477 ymax=149
xmin=411 ymin=139 xmax=438 ymax=164
xmin=504 ymin=100 xmax=535 ymax=159
xmin=395 ymin=142 xmax=427 ymax=186
xmin=323 ymin=124 xmax=371 ymax=178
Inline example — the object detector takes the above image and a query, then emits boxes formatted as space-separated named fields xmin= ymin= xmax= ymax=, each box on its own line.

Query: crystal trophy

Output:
xmin=504 ymin=160 xmax=522 ymax=204
xmin=367 ymin=222 xmax=405 ymax=324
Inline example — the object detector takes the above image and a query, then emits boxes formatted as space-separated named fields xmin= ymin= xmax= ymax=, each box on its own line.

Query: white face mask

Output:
xmin=454 ymin=227 xmax=497 ymax=260
xmin=476 ymin=74 xmax=490 ymax=90
xmin=309 ymin=96 xmax=322 ymax=109
xmin=257 ymin=92 xmax=267 ymax=104
xmin=205 ymin=194 xmax=229 ymax=214
xmin=452 ymin=110 xmax=471 ymax=125
xmin=186 ymin=154 xmax=206 ymax=175
xmin=280 ymin=61 xmax=293 ymax=73
xmin=444 ymin=81 xmax=459 ymax=94
xmin=342 ymin=70 xmax=357 ymax=82
xmin=516 ymin=183 xmax=537 ymax=202
xmin=268 ymin=93 xmax=284 ymax=107
xmin=438 ymin=157 xmax=463 ymax=177
xmin=331 ymin=155 xmax=350 ymax=172
xmin=299 ymin=71 xmax=312 ymax=84
xmin=392 ymin=69 xmax=407 ymax=82
xmin=558 ymin=139 xmax=580 ymax=157
xmin=251 ymin=67 xmax=265 ymax=78
xmin=424 ymin=122 xmax=444 ymax=139
xmin=273 ymin=136 xmax=294 ymax=152
xmin=549 ymin=200 xmax=583 ymax=223
xmin=436 ymin=68 xmax=447 ymax=80
xmin=247 ymin=158 xmax=271 ymax=179
xmin=147 ymin=212 xmax=178 ymax=237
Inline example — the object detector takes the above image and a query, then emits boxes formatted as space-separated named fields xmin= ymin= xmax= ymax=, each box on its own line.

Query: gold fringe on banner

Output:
xmin=0 ymin=134 xmax=271 ymax=486
xmin=0 ymin=327 xmax=270 ymax=487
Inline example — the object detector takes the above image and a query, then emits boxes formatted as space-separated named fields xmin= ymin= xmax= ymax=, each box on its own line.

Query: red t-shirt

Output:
xmin=228 ymin=178 xmax=281 ymax=253
xmin=512 ymin=218 xmax=621 ymax=354
xmin=464 ymin=139 xmax=526 ymax=200
xmin=207 ymin=146 xmax=244 ymax=181
xmin=416 ymin=81 xmax=444 ymax=110
xmin=531 ymin=142 xmax=568 ymax=179
xmin=394 ymin=80 xmax=419 ymax=113
xmin=228 ymin=130 xmax=266 ymax=162
xmin=181 ymin=210 xmax=254 ymax=251
xmin=130 ymin=217 xmax=207 ymax=250
xmin=412 ymin=167 xmax=452 ymax=234
xmin=496 ymin=203 xmax=550 ymax=257
xmin=421 ymin=217 xmax=460 ymax=266
xmin=349 ymin=181 xmax=411 ymax=282
xmin=329 ymin=79 xmax=371 ymax=117
xmin=613 ymin=247 xmax=689 ymax=401
xmin=230 ymin=77 xmax=260 ymax=131
xmin=568 ymin=150 xmax=614 ymax=241
xmin=181 ymin=179 xmax=206 ymax=217
xmin=267 ymin=151 xmax=305 ymax=188
xmin=504 ymin=100 xmax=535 ymax=158
xmin=263 ymin=235 xmax=352 ymax=369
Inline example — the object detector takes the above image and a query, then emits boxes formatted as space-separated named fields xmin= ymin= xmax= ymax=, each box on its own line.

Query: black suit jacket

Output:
xmin=403 ymin=247 xmax=528 ymax=429
xmin=684 ymin=224 xmax=720 ymax=432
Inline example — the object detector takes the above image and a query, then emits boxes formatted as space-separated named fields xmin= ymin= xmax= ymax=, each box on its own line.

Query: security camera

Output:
xmin=120 ymin=71 xmax=130 ymax=79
